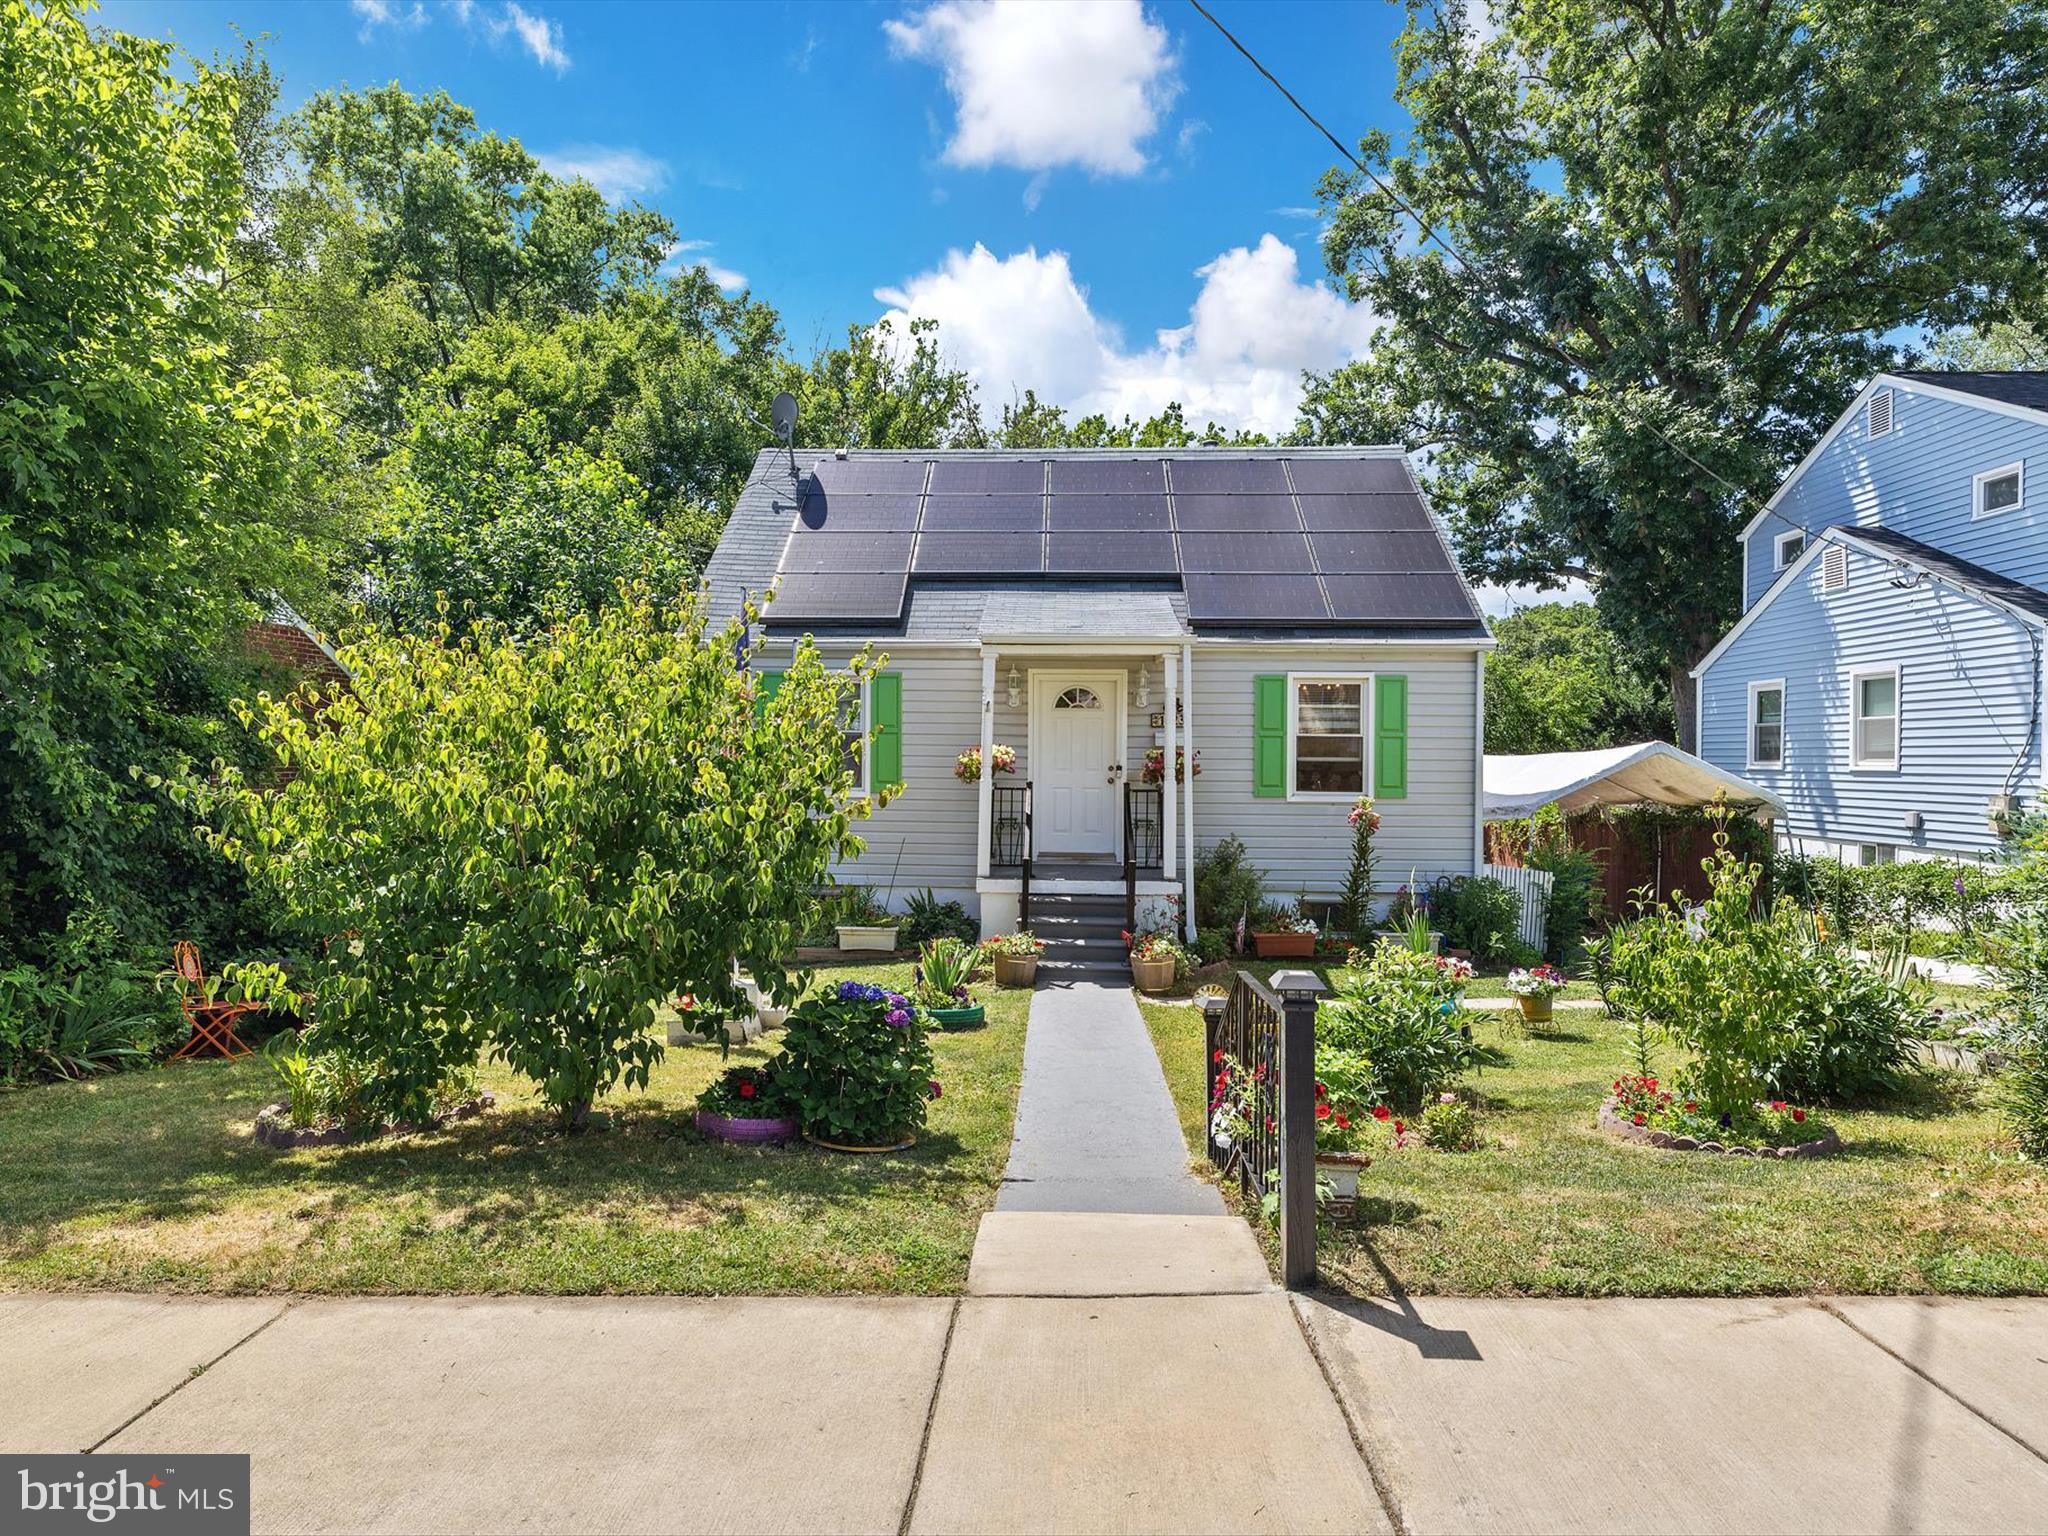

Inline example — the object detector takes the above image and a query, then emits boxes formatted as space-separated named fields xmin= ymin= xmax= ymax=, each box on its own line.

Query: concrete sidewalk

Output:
xmin=8 ymin=1290 xmax=2048 ymax=1534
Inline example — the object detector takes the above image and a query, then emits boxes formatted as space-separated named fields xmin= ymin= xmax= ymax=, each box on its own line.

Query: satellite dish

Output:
xmin=770 ymin=391 xmax=798 ymax=443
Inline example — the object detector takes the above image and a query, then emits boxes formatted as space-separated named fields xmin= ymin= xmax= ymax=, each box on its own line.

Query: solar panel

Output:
xmin=780 ymin=533 xmax=915 ymax=574
xmin=764 ymin=570 xmax=909 ymax=623
xmin=1178 ymin=532 xmax=1314 ymax=573
xmin=1169 ymin=458 xmax=1289 ymax=494
xmin=1048 ymin=495 xmax=1171 ymax=531
xmin=805 ymin=458 xmax=928 ymax=493
xmin=797 ymin=492 xmax=923 ymax=531
xmin=1294 ymin=494 xmax=1433 ymax=532
xmin=1183 ymin=572 xmax=1331 ymax=623
xmin=1308 ymin=531 xmax=1455 ymax=573
xmin=914 ymin=533 xmax=1044 ymax=576
xmin=1285 ymin=457 xmax=1411 ymax=494
xmin=927 ymin=460 xmax=1044 ymax=493
xmin=1172 ymin=495 xmax=1301 ymax=532
xmin=1323 ymin=572 xmax=1477 ymax=622
xmin=1046 ymin=531 xmax=1179 ymax=575
xmin=919 ymin=494 xmax=1045 ymax=532
xmin=1048 ymin=459 xmax=1165 ymax=493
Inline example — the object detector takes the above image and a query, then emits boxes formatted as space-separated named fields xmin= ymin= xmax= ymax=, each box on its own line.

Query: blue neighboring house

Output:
xmin=1693 ymin=372 xmax=2048 ymax=864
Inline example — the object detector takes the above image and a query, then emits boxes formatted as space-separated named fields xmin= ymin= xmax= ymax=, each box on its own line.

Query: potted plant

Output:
xmin=1314 ymin=1080 xmax=1372 ymax=1206
xmin=835 ymin=887 xmax=900 ymax=952
xmin=916 ymin=936 xmax=985 ymax=1028
xmin=1505 ymin=964 xmax=1568 ymax=1026
xmin=1376 ymin=883 xmax=1443 ymax=954
xmin=1126 ymin=929 xmax=1189 ymax=993
xmin=954 ymin=743 xmax=1017 ymax=783
xmin=1138 ymin=746 xmax=1202 ymax=784
xmin=694 ymin=1064 xmax=797 ymax=1144
xmin=1253 ymin=904 xmax=1319 ymax=960
xmin=982 ymin=930 xmax=1045 ymax=987
xmin=770 ymin=980 xmax=941 ymax=1152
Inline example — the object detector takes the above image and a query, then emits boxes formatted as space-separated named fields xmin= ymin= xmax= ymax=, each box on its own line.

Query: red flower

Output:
xmin=1633 ymin=1113 xmax=1647 ymax=1126
xmin=1684 ymin=1101 xmax=1697 ymax=1112
xmin=1316 ymin=1101 xmax=1332 ymax=1120
xmin=929 ymin=1079 xmax=943 ymax=1099
xmin=1265 ymin=1116 xmax=1275 ymax=1132
xmin=738 ymin=1080 xmax=757 ymax=1099
xmin=1791 ymin=1108 xmax=1806 ymax=1123
xmin=1334 ymin=1114 xmax=1351 ymax=1130
xmin=1770 ymin=1100 xmax=1787 ymax=1112
xmin=1315 ymin=1081 xmax=1327 ymax=1100
xmin=1394 ymin=1120 xmax=1406 ymax=1135
xmin=1212 ymin=1049 xmax=1225 ymax=1064
xmin=1372 ymin=1105 xmax=1391 ymax=1122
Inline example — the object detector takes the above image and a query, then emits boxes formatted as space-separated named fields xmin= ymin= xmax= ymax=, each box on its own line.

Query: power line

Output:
xmin=1184 ymin=0 xmax=1469 ymax=273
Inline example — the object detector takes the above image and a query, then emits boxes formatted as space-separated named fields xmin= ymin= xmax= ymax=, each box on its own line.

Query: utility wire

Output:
xmin=1184 ymin=0 xmax=1470 ymax=273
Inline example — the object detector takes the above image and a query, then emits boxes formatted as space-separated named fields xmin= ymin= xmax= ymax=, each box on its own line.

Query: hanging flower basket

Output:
xmin=954 ymin=744 xmax=1018 ymax=783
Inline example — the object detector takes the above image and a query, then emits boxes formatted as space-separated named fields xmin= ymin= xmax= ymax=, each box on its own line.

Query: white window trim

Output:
xmin=1774 ymin=531 xmax=1806 ymax=570
xmin=843 ymin=675 xmax=872 ymax=796
xmin=1746 ymin=678 xmax=1786 ymax=770
xmin=1847 ymin=664 xmax=1900 ymax=772
xmin=1285 ymin=671 xmax=1374 ymax=802
xmin=1973 ymin=462 xmax=2024 ymax=520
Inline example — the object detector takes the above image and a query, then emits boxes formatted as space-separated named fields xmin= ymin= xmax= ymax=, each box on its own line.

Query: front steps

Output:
xmin=1023 ymin=890 xmax=1130 ymax=984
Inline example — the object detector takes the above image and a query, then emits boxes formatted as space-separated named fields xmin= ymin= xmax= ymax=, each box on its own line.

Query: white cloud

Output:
xmin=351 ymin=0 xmax=425 ymax=41
xmin=660 ymin=241 xmax=746 ymax=294
xmin=885 ymin=0 xmax=1180 ymax=178
xmin=873 ymin=234 xmax=1378 ymax=436
xmin=536 ymin=145 xmax=668 ymax=203
xmin=496 ymin=2 xmax=570 ymax=71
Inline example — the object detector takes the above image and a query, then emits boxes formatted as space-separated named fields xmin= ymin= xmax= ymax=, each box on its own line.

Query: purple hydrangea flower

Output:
xmin=886 ymin=1007 xmax=910 ymax=1027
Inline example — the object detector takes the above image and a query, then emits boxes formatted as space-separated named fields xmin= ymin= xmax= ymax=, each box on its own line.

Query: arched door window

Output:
xmin=1054 ymin=686 xmax=1102 ymax=711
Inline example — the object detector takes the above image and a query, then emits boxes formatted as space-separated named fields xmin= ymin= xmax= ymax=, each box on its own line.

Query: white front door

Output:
xmin=1033 ymin=674 xmax=1122 ymax=857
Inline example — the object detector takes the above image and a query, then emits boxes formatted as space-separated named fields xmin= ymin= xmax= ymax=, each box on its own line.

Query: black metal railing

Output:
xmin=1204 ymin=969 xmax=1325 ymax=1288
xmin=990 ymin=780 xmax=1034 ymax=927
xmin=1126 ymin=783 xmax=1163 ymax=869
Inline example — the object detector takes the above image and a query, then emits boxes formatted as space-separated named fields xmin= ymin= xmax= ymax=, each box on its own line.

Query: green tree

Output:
xmin=794 ymin=319 xmax=984 ymax=450
xmin=995 ymin=392 xmax=1266 ymax=448
xmin=1307 ymin=0 xmax=2048 ymax=744
xmin=1485 ymin=604 xmax=1672 ymax=754
xmin=0 ymin=0 xmax=311 ymax=962
xmin=192 ymin=592 xmax=881 ymax=1129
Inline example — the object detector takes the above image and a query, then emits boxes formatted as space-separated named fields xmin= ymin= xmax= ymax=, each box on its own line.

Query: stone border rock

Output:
xmin=254 ymin=1092 xmax=495 ymax=1149
xmin=1597 ymin=1101 xmax=1841 ymax=1160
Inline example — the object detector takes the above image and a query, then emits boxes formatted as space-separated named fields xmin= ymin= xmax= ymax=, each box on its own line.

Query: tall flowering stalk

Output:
xmin=1339 ymin=795 xmax=1381 ymax=943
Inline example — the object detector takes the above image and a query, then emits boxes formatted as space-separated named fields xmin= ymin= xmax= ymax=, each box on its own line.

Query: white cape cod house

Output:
xmin=701 ymin=448 xmax=1492 ymax=962
xmin=1694 ymin=372 xmax=2048 ymax=863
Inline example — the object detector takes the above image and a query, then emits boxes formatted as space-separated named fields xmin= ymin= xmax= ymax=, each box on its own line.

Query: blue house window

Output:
xmin=1851 ymin=667 xmax=1899 ymax=770
xmin=1748 ymin=681 xmax=1785 ymax=769
xmin=1975 ymin=463 xmax=2023 ymax=519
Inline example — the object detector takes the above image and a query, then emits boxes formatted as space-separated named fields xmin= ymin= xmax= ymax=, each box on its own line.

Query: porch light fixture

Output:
xmin=1138 ymin=665 xmax=1153 ymax=708
xmin=1006 ymin=666 xmax=1022 ymax=708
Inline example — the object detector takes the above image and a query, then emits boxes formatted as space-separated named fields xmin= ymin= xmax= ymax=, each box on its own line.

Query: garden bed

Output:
xmin=1595 ymin=1101 xmax=1841 ymax=1159
xmin=254 ymin=1093 xmax=496 ymax=1149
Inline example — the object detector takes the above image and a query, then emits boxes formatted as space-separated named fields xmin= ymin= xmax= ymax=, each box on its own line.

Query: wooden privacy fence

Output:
xmin=1487 ymin=813 xmax=1737 ymax=921
xmin=1480 ymin=863 xmax=1553 ymax=952
xmin=1202 ymin=969 xmax=1323 ymax=1288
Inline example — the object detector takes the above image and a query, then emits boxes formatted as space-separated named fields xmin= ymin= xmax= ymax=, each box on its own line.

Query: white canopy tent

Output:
xmin=1483 ymin=741 xmax=1784 ymax=822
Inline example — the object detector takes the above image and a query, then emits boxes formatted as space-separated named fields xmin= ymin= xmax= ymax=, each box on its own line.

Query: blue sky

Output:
xmin=102 ymin=0 xmax=1418 ymax=436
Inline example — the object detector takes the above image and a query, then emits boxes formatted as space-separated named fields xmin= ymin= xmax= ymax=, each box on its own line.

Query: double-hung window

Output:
xmin=841 ymin=678 xmax=871 ymax=794
xmin=1291 ymin=677 xmax=1367 ymax=796
xmin=1747 ymin=680 xmax=1785 ymax=769
xmin=1850 ymin=667 xmax=1899 ymax=770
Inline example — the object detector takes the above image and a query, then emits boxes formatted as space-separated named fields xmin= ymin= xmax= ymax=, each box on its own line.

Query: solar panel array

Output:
xmin=762 ymin=456 xmax=1479 ymax=629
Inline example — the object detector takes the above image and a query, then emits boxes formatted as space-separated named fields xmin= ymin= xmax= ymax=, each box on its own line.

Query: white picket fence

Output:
xmin=1482 ymin=863 xmax=1554 ymax=952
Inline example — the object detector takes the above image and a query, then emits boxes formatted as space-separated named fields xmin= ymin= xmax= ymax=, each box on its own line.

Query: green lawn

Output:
xmin=0 ymin=964 xmax=1029 ymax=1297
xmin=1142 ymin=1002 xmax=2048 ymax=1298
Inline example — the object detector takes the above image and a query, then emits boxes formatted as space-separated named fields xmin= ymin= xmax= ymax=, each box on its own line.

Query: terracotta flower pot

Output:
xmin=1253 ymin=930 xmax=1316 ymax=959
xmin=992 ymin=954 xmax=1039 ymax=988
xmin=694 ymin=1110 xmax=797 ymax=1144
xmin=1516 ymin=993 xmax=1555 ymax=1025
xmin=1131 ymin=955 xmax=1176 ymax=993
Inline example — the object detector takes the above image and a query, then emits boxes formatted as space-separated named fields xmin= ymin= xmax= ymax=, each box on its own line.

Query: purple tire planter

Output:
xmin=1597 ymin=1102 xmax=1842 ymax=1159
xmin=695 ymin=1110 xmax=799 ymax=1144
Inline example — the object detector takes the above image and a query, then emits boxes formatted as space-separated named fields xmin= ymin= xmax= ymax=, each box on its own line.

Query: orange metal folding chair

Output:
xmin=170 ymin=941 xmax=258 ymax=1062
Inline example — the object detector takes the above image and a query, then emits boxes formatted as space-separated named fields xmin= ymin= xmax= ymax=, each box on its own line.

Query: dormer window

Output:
xmin=1866 ymin=389 xmax=1894 ymax=438
xmin=1974 ymin=463 xmax=2023 ymax=519
xmin=1774 ymin=531 xmax=1806 ymax=570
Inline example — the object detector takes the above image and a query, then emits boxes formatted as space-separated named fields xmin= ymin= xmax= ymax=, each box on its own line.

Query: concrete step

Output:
xmin=968 ymin=1212 xmax=1271 ymax=1296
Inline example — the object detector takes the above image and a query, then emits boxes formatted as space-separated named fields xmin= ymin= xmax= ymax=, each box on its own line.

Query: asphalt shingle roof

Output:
xmin=1890 ymin=371 xmax=2048 ymax=414
xmin=1837 ymin=524 xmax=2048 ymax=624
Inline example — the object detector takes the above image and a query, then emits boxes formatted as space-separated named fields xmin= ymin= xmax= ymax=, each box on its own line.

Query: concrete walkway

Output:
xmin=994 ymin=978 xmax=1221 ymax=1216
xmin=10 ymin=1291 xmax=2048 ymax=1533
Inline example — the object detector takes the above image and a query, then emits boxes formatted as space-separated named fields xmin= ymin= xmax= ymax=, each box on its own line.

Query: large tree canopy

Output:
xmin=1307 ymin=0 xmax=2048 ymax=743
xmin=1484 ymin=603 xmax=1672 ymax=754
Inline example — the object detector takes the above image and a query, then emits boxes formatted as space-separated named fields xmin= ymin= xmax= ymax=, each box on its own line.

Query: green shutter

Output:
xmin=1253 ymin=674 xmax=1288 ymax=798
xmin=870 ymin=671 xmax=903 ymax=789
xmin=1374 ymin=674 xmax=1408 ymax=799
xmin=754 ymin=669 xmax=784 ymax=721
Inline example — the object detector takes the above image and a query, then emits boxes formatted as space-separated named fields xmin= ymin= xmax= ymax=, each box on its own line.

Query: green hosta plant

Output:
xmin=181 ymin=590 xmax=881 ymax=1130
xmin=770 ymin=981 xmax=939 ymax=1146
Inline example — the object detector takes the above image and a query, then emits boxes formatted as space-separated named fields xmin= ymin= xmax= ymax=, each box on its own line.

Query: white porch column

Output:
xmin=1181 ymin=640 xmax=1196 ymax=941
xmin=1161 ymin=650 xmax=1178 ymax=882
xmin=976 ymin=648 xmax=997 ymax=880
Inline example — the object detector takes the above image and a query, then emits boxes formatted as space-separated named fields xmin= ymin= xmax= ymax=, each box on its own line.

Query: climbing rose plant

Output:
xmin=186 ymin=589 xmax=883 ymax=1129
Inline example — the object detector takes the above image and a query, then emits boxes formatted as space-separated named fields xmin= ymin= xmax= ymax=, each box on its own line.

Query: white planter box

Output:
xmin=837 ymin=924 xmax=901 ymax=952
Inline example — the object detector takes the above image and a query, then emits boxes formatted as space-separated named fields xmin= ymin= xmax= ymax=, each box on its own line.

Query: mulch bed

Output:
xmin=254 ymin=1093 xmax=496 ymax=1149
xmin=1597 ymin=1101 xmax=1842 ymax=1160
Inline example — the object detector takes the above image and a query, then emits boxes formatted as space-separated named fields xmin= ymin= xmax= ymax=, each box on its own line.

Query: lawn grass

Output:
xmin=1141 ymin=1001 xmax=2048 ymax=1298
xmin=0 ymin=964 xmax=1029 ymax=1297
